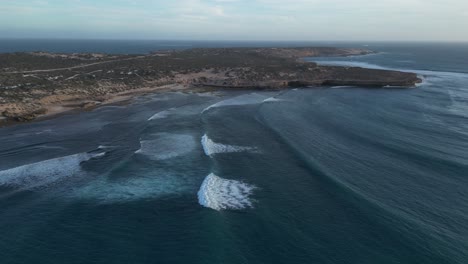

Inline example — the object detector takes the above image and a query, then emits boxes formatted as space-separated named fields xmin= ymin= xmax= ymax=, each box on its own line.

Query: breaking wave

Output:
xmin=135 ymin=133 xmax=196 ymax=160
xmin=148 ymin=108 xmax=175 ymax=121
xmin=0 ymin=152 xmax=105 ymax=189
xmin=197 ymin=173 xmax=256 ymax=211
xmin=263 ymin=97 xmax=284 ymax=103
xmin=201 ymin=134 xmax=257 ymax=156
xmin=202 ymin=93 xmax=268 ymax=113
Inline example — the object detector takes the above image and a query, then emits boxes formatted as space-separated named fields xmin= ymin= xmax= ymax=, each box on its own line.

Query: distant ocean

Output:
xmin=0 ymin=39 xmax=358 ymax=54
xmin=0 ymin=40 xmax=468 ymax=264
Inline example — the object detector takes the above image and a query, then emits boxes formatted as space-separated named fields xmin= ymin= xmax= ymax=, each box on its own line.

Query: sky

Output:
xmin=1 ymin=0 xmax=467 ymax=41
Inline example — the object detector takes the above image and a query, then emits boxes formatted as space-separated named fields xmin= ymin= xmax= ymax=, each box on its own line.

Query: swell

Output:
xmin=0 ymin=140 xmax=69 ymax=157
xmin=255 ymin=111 xmax=465 ymax=263
xmin=305 ymin=100 xmax=468 ymax=174
xmin=332 ymin=121 xmax=468 ymax=176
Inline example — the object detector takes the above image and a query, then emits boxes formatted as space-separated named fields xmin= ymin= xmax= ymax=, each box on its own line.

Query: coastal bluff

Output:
xmin=0 ymin=47 xmax=421 ymax=122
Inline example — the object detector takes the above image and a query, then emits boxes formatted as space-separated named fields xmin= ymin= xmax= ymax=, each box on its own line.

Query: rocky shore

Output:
xmin=0 ymin=47 xmax=421 ymax=123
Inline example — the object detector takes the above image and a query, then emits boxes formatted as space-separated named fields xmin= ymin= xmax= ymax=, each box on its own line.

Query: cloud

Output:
xmin=1 ymin=0 xmax=467 ymax=41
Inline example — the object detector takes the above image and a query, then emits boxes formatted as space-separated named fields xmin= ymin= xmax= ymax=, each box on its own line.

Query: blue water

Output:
xmin=0 ymin=41 xmax=467 ymax=263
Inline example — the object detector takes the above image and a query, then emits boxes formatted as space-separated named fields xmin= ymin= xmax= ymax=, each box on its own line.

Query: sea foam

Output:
xmin=201 ymin=134 xmax=257 ymax=156
xmin=0 ymin=152 xmax=105 ymax=189
xmin=136 ymin=133 xmax=196 ymax=160
xmin=197 ymin=173 xmax=256 ymax=211
xmin=72 ymin=172 xmax=191 ymax=203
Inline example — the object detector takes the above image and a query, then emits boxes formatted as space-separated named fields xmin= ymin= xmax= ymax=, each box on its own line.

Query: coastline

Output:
xmin=0 ymin=83 xmax=186 ymax=127
xmin=0 ymin=47 xmax=421 ymax=125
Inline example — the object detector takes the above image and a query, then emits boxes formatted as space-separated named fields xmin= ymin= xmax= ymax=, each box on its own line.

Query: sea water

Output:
xmin=0 ymin=41 xmax=467 ymax=263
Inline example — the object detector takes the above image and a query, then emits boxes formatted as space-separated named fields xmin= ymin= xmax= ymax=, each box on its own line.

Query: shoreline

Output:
xmin=0 ymin=83 xmax=187 ymax=127
xmin=0 ymin=47 xmax=421 ymax=125
xmin=0 ymin=81 xmax=412 ymax=128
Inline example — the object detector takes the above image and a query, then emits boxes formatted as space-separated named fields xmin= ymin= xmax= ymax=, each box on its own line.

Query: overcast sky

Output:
xmin=1 ymin=0 xmax=467 ymax=41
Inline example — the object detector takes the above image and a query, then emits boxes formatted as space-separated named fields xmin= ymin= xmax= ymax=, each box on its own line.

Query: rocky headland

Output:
xmin=0 ymin=47 xmax=421 ymax=123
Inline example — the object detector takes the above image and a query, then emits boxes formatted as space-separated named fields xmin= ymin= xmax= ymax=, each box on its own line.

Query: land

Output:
xmin=0 ymin=47 xmax=421 ymax=123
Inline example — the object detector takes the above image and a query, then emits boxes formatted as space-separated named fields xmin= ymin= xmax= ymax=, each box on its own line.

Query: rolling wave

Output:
xmin=257 ymin=112 xmax=466 ymax=263
xmin=197 ymin=173 xmax=256 ymax=211
xmin=148 ymin=108 xmax=175 ymax=121
xmin=202 ymin=93 xmax=269 ymax=113
xmin=330 ymin=86 xmax=356 ymax=89
xmin=263 ymin=97 xmax=284 ymax=103
xmin=0 ymin=152 xmax=105 ymax=189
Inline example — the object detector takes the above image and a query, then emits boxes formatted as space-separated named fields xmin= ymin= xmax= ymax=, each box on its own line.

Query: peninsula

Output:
xmin=0 ymin=47 xmax=421 ymax=122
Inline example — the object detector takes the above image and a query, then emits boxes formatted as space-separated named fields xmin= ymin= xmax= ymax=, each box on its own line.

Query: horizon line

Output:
xmin=1 ymin=37 xmax=468 ymax=44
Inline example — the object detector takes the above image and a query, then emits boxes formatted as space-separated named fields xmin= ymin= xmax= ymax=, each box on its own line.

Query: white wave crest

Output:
xmin=98 ymin=145 xmax=113 ymax=150
xmin=197 ymin=173 xmax=256 ymax=211
xmin=136 ymin=133 xmax=196 ymax=160
xmin=201 ymin=134 xmax=257 ymax=156
xmin=263 ymin=97 xmax=284 ymax=103
xmin=148 ymin=108 xmax=175 ymax=121
xmin=0 ymin=152 xmax=105 ymax=189
xmin=202 ymin=93 xmax=268 ymax=113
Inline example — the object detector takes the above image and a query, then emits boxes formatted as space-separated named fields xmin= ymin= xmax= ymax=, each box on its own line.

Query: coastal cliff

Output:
xmin=0 ymin=47 xmax=421 ymax=123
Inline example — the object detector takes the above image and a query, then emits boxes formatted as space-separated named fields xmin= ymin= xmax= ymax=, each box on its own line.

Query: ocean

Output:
xmin=0 ymin=41 xmax=467 ymax=264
